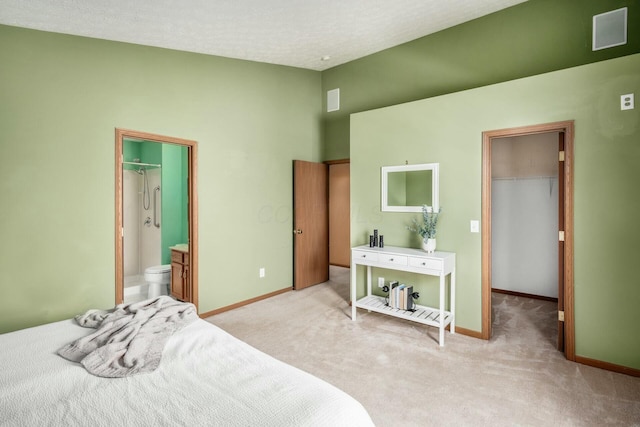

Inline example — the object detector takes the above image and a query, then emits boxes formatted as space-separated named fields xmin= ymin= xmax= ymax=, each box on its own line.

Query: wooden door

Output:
xmin=183 ymin=265 xmax=190 ymax=302
xmin=328 ymin=162 xmax=350 ymax=267
xmin=557 ymin=132 xmax=566 ymax=352
xmin=293 ymin=160 xmax=329 ymax=290
xmin=171 ymin=263 xmax=183 ymax=300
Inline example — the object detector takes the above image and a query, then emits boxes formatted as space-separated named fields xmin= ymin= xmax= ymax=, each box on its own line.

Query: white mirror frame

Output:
xmin=381 ymin=163 xmax=439 ymax=213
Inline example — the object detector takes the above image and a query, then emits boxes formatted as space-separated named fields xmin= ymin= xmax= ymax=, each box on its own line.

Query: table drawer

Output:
xmin=352 ymin=250 xmax=378 ymax=263
xmin=379 ymin=254 xmax=408 ymax=267
xmin=409 ymin=257 xmax=443 ymax=271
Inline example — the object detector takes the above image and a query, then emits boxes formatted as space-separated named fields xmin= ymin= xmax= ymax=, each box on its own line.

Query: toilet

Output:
xmin=145 ymin=264 xmax=172 ymax=298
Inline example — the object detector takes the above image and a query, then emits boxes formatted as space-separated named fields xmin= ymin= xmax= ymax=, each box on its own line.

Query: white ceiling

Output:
xmin=0 ymin=0 xmax=527 ymax=71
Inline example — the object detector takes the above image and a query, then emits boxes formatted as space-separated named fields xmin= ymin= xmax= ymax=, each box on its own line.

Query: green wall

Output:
xmin=123 ymin=140 xmax=141 ymax=170
xmin=161 ymin=143 xmax=188 ymax=264
xmin=141 ymin=140 xmax=162 ymax=166
xmin=351 ymin=54 xmax=640 ymax=370
xmin=323 ymin=0 xmax=640 ymax=160
xmin=0 ymin=24 xmax=321 ymax=333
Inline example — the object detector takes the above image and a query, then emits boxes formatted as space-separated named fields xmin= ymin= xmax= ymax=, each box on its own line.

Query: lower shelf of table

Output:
xmin=354 ymin=295 xmax=453 ymax=329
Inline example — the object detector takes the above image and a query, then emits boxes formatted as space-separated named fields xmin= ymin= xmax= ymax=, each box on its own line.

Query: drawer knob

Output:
xmin=362 ymin=254 xmax=366 ymax=258
xmin=422 ymin=262 xmax=426 ymax=266
xmin=390 ymin=258 xmax=394 ymax=261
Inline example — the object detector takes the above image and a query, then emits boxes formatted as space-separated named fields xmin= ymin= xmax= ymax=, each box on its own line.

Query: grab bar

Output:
xmin=153 ymin=186 xmax=161 ymax=228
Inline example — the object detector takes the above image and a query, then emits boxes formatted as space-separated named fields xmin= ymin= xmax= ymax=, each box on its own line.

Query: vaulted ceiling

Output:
xmin=0 ymin=0 xmax=527 ymax=70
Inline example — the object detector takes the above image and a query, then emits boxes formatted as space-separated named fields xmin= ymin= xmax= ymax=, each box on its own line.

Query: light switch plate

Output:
xmin=470 ymin=220 xmax=480 ymax=233
xmin=621 ymin=93 xmax=634 ymax=110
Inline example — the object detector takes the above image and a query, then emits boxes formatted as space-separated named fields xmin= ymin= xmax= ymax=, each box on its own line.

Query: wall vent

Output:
xmin=327 ymin=88 xmax=340 ymax=112
xmin=593 ymin=7 xmax=627 ymax=51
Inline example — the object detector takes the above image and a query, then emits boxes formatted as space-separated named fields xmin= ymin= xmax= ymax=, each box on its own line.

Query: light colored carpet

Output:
xmin=206 ymin=266 xmax=640 ymax=426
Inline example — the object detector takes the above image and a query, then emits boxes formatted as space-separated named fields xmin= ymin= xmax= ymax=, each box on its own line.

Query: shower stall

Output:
xmin=120 ymin=138 xmax=189 ymax=303
xmin=123 ymin=160 xmax=162 ymax=301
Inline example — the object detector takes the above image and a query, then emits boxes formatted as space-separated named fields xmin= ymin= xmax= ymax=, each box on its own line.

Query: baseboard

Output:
xmin=575 ymin=355 xmax=640 ymax=377
xmin=330 ymin=262 xmax=350 ymax=268
xmin=450 ymin=325 xmax=484 ymax=339
xmin=492 ymin=288 xmax=558 ymax=302
xmin=199 ymin=287 xmax=292 ymax=318
xmin=452 ymin=324 xmax=639 ymax=376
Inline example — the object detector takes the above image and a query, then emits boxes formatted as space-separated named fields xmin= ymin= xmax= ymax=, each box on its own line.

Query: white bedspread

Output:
xmin=0 ymin=318 xmax=374 ymax=426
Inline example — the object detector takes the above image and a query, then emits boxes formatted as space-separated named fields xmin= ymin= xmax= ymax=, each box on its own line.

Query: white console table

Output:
xmin=350 ymin=245 xmax=456 ymax=346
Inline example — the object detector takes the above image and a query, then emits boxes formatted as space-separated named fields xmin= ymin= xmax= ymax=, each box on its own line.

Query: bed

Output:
xmin=0 ymin=305 xmax=374 ymax=426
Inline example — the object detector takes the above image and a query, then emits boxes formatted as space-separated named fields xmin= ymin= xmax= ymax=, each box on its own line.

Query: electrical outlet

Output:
xmin=378 ymin=277 xmax=385 ymax=288
xmin=621 ymin=93 xmax=634 ymax=110
xmin=259 ymin=268 xmax=265 ymax=278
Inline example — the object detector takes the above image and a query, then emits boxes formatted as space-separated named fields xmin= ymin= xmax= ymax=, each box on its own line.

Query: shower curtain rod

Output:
xmin=122 ymin=161 xmax=162 ymax=168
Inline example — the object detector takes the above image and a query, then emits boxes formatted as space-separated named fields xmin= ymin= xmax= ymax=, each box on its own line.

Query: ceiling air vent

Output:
xmin=593 ymin=7 xmax=627 ymax=51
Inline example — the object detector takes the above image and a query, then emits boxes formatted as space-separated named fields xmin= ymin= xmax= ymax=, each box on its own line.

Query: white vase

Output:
xmin=422 ymin=238 xmax=436 ymax=253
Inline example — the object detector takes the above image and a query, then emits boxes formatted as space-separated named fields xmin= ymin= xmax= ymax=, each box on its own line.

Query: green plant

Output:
xmin=408 ymin=205 xmax=441 ymax=240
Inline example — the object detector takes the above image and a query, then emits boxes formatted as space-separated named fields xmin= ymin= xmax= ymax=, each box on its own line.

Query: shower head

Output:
xmin=130 ymin=159 xmax=145 ymax=175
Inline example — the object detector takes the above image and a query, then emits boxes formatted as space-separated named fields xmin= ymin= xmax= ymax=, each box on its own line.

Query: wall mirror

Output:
xmin=381 ymin=163 xmax=439 ymax=212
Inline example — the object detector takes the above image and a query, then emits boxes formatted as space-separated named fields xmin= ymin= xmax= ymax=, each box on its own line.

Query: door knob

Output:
xmin=293 ymin=229 xmax=303 ymax=234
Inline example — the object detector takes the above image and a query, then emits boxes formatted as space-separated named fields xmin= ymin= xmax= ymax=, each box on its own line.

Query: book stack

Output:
xmin=388 ymin=282 xmax=414 ymax=311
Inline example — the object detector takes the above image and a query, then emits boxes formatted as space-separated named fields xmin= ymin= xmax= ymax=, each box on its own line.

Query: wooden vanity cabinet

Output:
xmin=170 ymin=249 xmax=190 ymax=302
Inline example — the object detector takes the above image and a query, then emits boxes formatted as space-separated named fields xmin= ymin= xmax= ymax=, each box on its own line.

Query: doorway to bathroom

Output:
xmin=115 ymin=128 xmax=198 ymax=310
